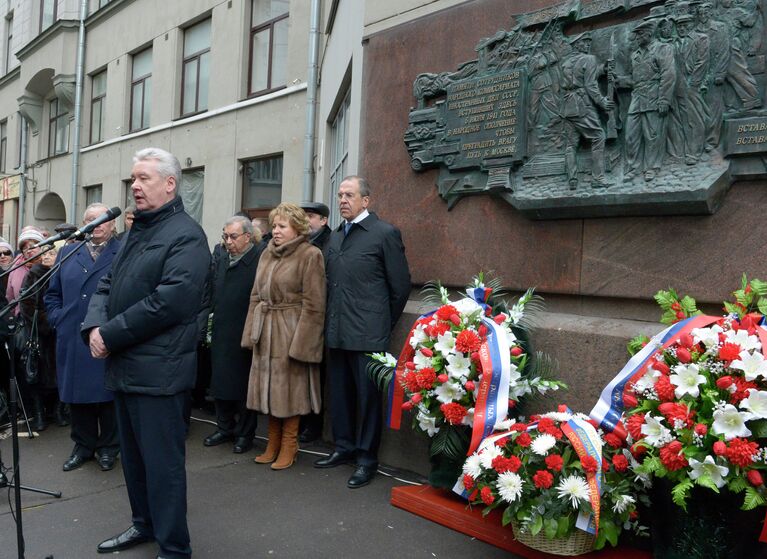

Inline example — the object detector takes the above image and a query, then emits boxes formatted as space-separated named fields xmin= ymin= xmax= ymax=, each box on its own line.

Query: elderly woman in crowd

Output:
xmin=241 ymin=203 xmax=326 ymax=470
xmin=19 ymin=245 xmax=59 ymax=431
xmin=6 ymin=228 xmax=44 ymax=308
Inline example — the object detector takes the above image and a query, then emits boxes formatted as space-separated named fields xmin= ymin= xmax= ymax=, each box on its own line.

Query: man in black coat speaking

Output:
xmin=314 ymin=176 xmax=411 ymax=488
xmin=83 ymin=147 xmax=210 ymax=559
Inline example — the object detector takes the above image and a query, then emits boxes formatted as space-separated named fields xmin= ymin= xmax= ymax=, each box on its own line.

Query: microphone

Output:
xmin=32 ymin=226 xmax=78 ymax=248
xmin=71 ymin=207 xmax=122 ymax=240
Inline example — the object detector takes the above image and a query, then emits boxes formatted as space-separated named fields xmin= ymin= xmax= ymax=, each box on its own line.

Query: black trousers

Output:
xmin=114 ymin=391 xmax=191 ymax=559
xmin=69 ymin=401 xmax=119 ymax=458
xmin=214 ymin=398 xmax=258 ymax=438
xmin=327 ymin=349 xmax=381 ymax=468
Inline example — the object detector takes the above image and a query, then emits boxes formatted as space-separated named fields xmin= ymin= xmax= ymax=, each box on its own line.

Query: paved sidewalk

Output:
xmin=0 ymin=414 xmax=513 ymax=559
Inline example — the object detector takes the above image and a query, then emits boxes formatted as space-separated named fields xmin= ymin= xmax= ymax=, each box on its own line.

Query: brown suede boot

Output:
xmin=271 ymin=416 xmax=299 ymax=470
xmin=254 ymin=415 xmax=282 ymax=464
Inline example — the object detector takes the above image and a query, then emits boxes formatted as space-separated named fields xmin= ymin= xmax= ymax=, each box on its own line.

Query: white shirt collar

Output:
xmin=347 ymin=209 xmax=369 ymax=226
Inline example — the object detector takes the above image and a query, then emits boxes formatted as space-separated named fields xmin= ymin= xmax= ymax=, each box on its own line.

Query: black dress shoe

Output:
xmin=63 ymin=454 xmax=90 ymax=472
xmin=232 ymin=437 xmax=253 ymax=454
xmin=203 ymin=431 xmax=233 ymax=447
xmin=98 ymin=454 xmax=116 ymax=471
xmin=97 ymin=526 xmax=153 ymax=553
xmin=314 ymin=451 xmax=354 ymax=469
xmin=348 ymin=465 xmax=376 ymax=488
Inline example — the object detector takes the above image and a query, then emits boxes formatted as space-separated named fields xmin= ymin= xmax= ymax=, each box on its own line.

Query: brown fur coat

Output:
xmin=241 ymin=235 xmax=325 ymax=417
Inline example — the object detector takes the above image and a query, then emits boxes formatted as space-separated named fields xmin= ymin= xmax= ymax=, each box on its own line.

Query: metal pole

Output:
xmin=18 ymin=116 xmax=26 ymax=234
xmin=69 ymin=0 xmax=89 ymax=221
xmin=302 ymin=0 xmax=321 ymax=201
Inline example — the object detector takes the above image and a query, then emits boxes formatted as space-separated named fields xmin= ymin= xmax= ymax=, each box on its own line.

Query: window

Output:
xmin=242 ymin=155 xmax=282 ymax=209
xmin=248 ymin=0 xmax=289 ymax=96
xmin=328 ymin=90 xmax=350 ymax=227
xmin=84 ymin=185 xmax=103 ymax=206
xmin=123 ymin=178 xmax=133 ymax=208
xmin=0 ymin=120 xmax=6 ymax=173
xmin=180 ymin=168 xmax=204 ymax=223
xmin=5 ymin=14 xmax=12 ymax=74
xmin=39 ymin=0 xmax=57 ymax=33
xmin=182 ymin=19 xmax=211 ymax=116
xmin=130 ymin=48 xmax=152 ymax=132
xmin=15 ymin=112 xmax=24 ymax=169
xmin=48 ymin=98 xmax=69 ymax=156
xmin=90 ymin=71 xmax=106 ymax=144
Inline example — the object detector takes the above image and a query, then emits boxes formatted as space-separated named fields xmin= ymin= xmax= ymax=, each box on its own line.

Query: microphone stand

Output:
xmin=0 ymin=237 xmax=90 ymax=559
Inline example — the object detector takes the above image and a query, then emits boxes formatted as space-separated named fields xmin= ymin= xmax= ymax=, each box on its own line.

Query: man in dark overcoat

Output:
xmin=298 ymin=201 xmax=331 ymax=443
xmin=203 ymin=215 xmax=261 ymax=453
xmin=315 ymin=176 xmax=411 ymax=488
xmin=45 ymin=203 xmax=121 ymax=472
xmin=83 ymin=148 xmax=209 ymax=559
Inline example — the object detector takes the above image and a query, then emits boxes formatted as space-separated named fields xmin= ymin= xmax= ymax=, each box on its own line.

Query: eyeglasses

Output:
xmin=221 ymin=232 xmax=249 ymax=242
xmin=0 ymin=251 xmax=11 ymax=256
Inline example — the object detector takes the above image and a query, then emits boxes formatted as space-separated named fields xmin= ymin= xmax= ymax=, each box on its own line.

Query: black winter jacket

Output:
xmin=81 ymin=196 xmax=211 ymax=395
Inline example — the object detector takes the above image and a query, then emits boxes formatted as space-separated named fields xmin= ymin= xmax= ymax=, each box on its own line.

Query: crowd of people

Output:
xmin=0 ymin=147 xmax=411 ymax=559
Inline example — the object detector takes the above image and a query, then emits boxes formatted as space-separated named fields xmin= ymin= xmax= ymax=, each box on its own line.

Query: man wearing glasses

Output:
xmin=203 ymin=216 xmax=262 ymax=453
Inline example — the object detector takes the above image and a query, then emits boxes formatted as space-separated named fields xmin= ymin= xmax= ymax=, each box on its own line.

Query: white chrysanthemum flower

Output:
xmin=413 ymin=351 xmax=432 ymax=369
xmin=433 ymin=381 xmax=465 ymax=404
xmin=494 ymin=418 xmax=514 ymax=431
xmin=531 ymin=433 xmax=557 ymax=456
xmin=453 ymin=297 xmax=482 ymax=317
xmin=409 ymin=326 xmax=428 ymax=349
xmin=691 ymin=325 xmax=723 ymax=349
xmin=670 ymin=363 xmax=706 ymax=399
xmin=712 ymin=404 xmax=753 ymax=440
xmin=741 ymin=389 xmax=767 ymax=420
xmin=611 ymin=494 xmax=635 ymax=515
xmin=478 ymin=444 xmax=503 ymax=469
xmin=542 ymin=411 xmax=573 ymax=422
xmin=640 ymin=414 xmax=671 ymax=447
xmin=556 ymin=475 xmax=591 ymax=509
xmin=445 ymin=354 xmax=471 ymax=379
xmin=688 ymin=455 xmax=729 ymax=488
xmin=726 ymin=329 xmax=761 ymax=352
xmin=462 ymin=453 xmax=483 ymax=477
xmin=416 ymin=411 xmax=440 ymax=436
xmin=433 ymin=331 xmax=456 ymax=356
xmin=496 ymin=471 xmax=524 ymax=503
xmin=731 ymin=351 xmax=767 ymax=382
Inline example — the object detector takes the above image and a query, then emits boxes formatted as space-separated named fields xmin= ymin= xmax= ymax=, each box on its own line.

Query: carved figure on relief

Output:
xmin=718 ymin=0 xmax=762 ymax=110
xmin=559 ymin=32 xmax=615 ymax=188
xmin=696 ymin=1 xmax=731 ymax=149
xmin=618 ymin=18 xmax=677 ymax=181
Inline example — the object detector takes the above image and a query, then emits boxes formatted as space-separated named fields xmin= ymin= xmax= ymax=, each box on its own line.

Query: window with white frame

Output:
xmin=39 ymin=0 xmax=56 ymax=33
xmin=182 ymin=19 xmax=211 ymax=116
xmin=90 ymin=70 xmax=106 ymax=144
xmin=328 ymin=90 xmax=351 ymax=227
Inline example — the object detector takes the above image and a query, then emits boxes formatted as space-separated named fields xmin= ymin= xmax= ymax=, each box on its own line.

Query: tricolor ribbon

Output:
xmin=562 ymin=417 xmax=603 ymax=535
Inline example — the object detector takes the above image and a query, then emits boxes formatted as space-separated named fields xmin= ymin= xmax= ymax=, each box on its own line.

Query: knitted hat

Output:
xmin=17 ymin=229 xmax=44 ymax=247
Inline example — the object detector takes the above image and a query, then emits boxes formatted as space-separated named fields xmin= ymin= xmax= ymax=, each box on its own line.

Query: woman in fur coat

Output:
xmin=241 ymin=203 xmax=326 ymax=469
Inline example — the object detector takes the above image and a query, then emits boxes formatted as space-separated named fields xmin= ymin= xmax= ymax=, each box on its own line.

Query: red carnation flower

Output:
xmin=511 ymin=422 xmax=528 ymax=432
xmin=694 ymin=423 xmax=708 ymax=436
xmin=480 ymin=486 xmax=494 ymax=505
xmin=659 ymin=440 xmax=688 ymax=472
xmin=402 ymin=372 xmax=421 ymax=393
xmin=676 ymin=347 xmax=692 ymax=363
xmin=747 ymin=470 xmax=764 ymax=487
xmin=655 ymin=375 xmax=676 ymax=402
xmin=713 ymin=441 xmax=727 ymax=456
xmin=455 ymin=330 xmax=482 ymax=353
xmin=435 ymin=305 xmax=459 ymax=321
xmin=510 ymin=346 xmax=523 ymax=357
xmin=718 ymin=343 xmax=742 ymax=362
xmin=516 ymin=432 xmax=532 ymax=447
xmin=630 ymin=443 xmax=647 ymax=458
xmin=533 ymin=469 xmax=554 ymax=489
xmin=537 ymin=418 xmax=557 ymax=435
xmin=658 ymin=402 xmax=696 ymax=428
xmin=416 ymin=367 xmax=437 ymax=390
xmin=652 ymin=360 xmax=671 ymax=375
xmin=440 ymin=403 xmax=468 ymax=425
xmin=463 ymin=474 xmax=475 ymax=490
xmin=612 ymin=454 xmax=629 ymax=472
xmin=726 ymin=438 xmax=758 ymax=468
xmin=580 ymin=455 xmax=598 ymax=474
xmin=426 ymin=321 xmax=450 ymax=338
xmin=492 ymin=455 xmax=522 ymax=474
xmin=731 ymin=378 xmax=758 ymax=404
xmin=626 ymin=414 xmax=646 ymax=440
xmin=545 ymin=454 xmax=564 ymax=472
xmin=604 ymin=433 xmax=624 ymax=449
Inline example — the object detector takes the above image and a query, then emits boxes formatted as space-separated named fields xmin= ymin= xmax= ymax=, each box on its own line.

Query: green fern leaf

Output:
xmin=671 ymin=478 xmax=693 ymax=511
xmin=694 ymin=474 xmax=721 ymax=493
xmin=728 ymin=476 xmax=748 ymax=494
xmin=743 ymin=486 xmax=766 ymax=511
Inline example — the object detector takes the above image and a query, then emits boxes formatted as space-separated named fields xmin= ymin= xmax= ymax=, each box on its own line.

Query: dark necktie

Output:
xmin=344 ymin=222 xmax=352 ymax=236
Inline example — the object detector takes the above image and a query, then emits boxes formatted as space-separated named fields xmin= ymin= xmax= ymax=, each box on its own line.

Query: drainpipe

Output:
xmin=302 ymin=0 xmax=321 ymax=202
xmin=18 ymin=116 xmax=27 ymax=234
xmin=69 ymin=0 xmax=89 ymax=221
